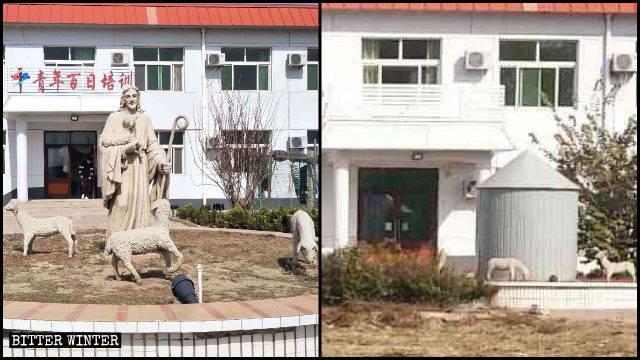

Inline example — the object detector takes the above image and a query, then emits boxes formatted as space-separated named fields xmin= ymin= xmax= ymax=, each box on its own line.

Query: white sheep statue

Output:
xmin=104 ymin=199 xmax=183 ymax=283
xmin=577 ymin=249 xmax=601 ymax=277
xmin=595 ymin=251 xmax=636 ymax=282
xmin=436 ymin=248 xmax=448 ymax=274
xmin=486 ymin=258 xmax=533 ymax=281
xmin=3 ymin=199 xmax=77 ymax=257
xmin=291 ymin=210 xmax=318 ymax=265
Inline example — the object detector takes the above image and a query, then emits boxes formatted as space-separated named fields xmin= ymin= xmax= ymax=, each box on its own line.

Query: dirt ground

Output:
xmin=3 ymin=229 xmax=317 ymax=305
xmin=322 ymin=303 xmax=638 ymax=357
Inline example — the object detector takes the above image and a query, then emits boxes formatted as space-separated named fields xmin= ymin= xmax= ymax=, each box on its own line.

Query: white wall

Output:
xmin=322 ymin=12 xmax=637 ymax=167
xmin=3 ymin=25 xmax=318 ymax=201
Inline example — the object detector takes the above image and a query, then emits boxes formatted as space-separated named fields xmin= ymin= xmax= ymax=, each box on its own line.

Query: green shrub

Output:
xmin=176 ymin=204 xmax=318 ymax=235
xmin=324 ymin=247 xmax=494 ymax=307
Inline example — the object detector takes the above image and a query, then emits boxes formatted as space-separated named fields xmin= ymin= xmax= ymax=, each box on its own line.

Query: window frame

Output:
xmin=361 ymin=38 xmax=441 ymax=85
xmin=499 ymin=39 xmax=578 ymax=108
xmin=133 ymin=47 xmax=184 ymax=92
xmin=43 ymin=46 xmax=96 ymax=69
xmin=155 ymin=130 xmax=185 ymax=175
xmin=221 ymin=47 xmax=271 ymax=91
xmin=307 ymin=47 xmax=319 ymax=91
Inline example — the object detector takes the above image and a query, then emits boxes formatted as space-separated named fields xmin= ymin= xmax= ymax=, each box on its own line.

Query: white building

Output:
xmin=3 ymin=3 xmax=319 ymax=208
xmin=322 ymin=3 xmax=636 ymax=267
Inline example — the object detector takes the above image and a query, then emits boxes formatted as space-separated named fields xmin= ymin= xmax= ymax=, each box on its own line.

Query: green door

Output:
xmin=358 ymin=168 xmax=439 ymax=259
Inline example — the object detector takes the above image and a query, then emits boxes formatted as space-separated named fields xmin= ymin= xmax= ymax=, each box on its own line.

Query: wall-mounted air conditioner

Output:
xmin=464 ymin=51 xmax=490 ymax=70
xmin=111 ymin=52 xmax=130 ymax=66
xmin=463 ymin=179 xmax=478 ymax=199
xmin=206 ymin=52 xmax=226 ymax=67
xmin=287 ymin=53 xmax=307 ymax=67
xmin=288 ymin=136 xmax=308 ymax=149
xmin=611 ymin=53 xmax=637 ymax=73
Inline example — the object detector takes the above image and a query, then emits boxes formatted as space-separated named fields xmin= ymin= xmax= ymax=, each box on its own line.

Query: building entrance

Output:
xmin=44 ymin=131 xmax=97 ymax=199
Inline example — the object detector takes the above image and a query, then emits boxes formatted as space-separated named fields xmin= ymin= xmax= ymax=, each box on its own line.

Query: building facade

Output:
xmin=3 ymin=3 xmax=319 ymax=208
xmin=321 ymin=3 xmax=636 ymax=267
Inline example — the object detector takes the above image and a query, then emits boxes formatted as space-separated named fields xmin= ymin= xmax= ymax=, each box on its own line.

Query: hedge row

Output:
xmin=323 ymin=247 xmax=496 ymax=307
xmin=176 ymin=203 xmax=318 ymax=236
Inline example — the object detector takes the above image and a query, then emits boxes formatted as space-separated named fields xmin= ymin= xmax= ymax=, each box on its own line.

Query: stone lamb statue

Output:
xmin=595 ymin=251 xmax=636 ymax=282
xmin=291 ymin=210 xmax=318 ymax=264
xmin=577 ymin=249 xmax=601 ymax=276
xmin=486 ymin=257 xmax=532 ymax=281
xmin=98 ymin=114 xmax=139 ymax=171
xmin=3 ymin=199 xmax=77 ymax=257
xmin=104 ymin=199 xmax=183 ymax=283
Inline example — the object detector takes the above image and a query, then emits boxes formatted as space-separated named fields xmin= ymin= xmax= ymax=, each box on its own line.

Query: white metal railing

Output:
xmin=6 ymin=67 xmax=134 ymax=94
xmin=361 ymin=84 xmax=505 ymax=121
xmin=324 ymin=84 xmax=505 ymax=122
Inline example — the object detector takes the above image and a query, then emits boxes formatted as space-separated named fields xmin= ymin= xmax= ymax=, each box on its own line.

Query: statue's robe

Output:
xmin=99 ymin=110 xmax=168 ymax=238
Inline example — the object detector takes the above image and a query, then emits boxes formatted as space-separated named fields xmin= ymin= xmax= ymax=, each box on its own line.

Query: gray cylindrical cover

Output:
xmin=477 ymin=189 xmax=579 ymax=282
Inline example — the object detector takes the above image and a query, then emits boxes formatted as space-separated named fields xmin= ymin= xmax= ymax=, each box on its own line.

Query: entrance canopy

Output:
xmin=322 ymin=120 xmax=514 ymax=151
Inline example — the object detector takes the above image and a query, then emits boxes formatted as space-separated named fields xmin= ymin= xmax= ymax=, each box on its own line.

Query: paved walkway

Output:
xmin=3 ymin=295 xmax=317 ymax=323
xmin=3 ymin=200 xmax=292 ymax=238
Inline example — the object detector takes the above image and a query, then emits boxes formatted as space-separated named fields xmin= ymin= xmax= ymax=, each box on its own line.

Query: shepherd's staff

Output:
xmin=159 ymin=114 xmax=189 ymax=198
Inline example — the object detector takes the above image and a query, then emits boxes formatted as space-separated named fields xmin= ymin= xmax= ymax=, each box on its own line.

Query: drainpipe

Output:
xmin=602 ymin=14 xmax=612 ymax=130
xmin=201 ymin=28 xmax=207 ymax=206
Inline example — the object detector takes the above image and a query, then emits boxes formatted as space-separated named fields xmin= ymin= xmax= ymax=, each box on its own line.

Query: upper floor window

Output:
xmin=307 ymin=48 xmax=319 ymax=91
xmin=220 ymin=129 xmax=272 ymax=173
xmin=499 ymin=40 xmax=577 ymax=107
xmin=221 ymin=48 xmax=270 ymax=91
xmin=133 ymin=47 xmax=183 ymax=91
xmin=155 ymin=131 xmax=184 ymax=174
xmin=44 ymin=46 xmax=95 ymax=68
xmin=362 ymin=38 xmax=440 ymax=85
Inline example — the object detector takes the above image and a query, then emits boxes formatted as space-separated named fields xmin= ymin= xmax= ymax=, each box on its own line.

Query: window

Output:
xmin=362 ymin=38 xmax=440 ymax=85
xmin=43 ymin=46 xmax=95 ymax=68
xmin=499 ymin=40 xmax=577 ymax=107
xmin=220 ymin=130 xmax=271 ymax=173
xmin=306 ymin=129 xmax=319 ymax=153
xmin=133 ymin=47 xmax=183 ymax=91
xmin=307 ymin=48 xmax=319 ymax=91
xmin=220 ymin=48 xmax=270 ymax=91
xmin=155 ymin=131 xmax=184 ymax=174
xmin=3 ymin=130 xmax=6 ymax=176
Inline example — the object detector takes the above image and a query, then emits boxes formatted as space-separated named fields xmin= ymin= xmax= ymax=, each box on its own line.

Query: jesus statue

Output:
xmin=99 ymin=85 xmax=171 ymax=238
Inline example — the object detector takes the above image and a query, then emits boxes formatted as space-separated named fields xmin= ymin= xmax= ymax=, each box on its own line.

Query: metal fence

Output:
xmin=258 ymin=145 xmax=319 ymax=209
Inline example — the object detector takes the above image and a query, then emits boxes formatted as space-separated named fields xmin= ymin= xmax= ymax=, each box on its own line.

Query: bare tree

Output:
xmin=190 ymin=91 xmax=280 ymax=209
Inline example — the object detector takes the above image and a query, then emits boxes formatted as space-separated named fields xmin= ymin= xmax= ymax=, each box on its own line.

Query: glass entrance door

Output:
xmin=45 ymin=146 xmax=70 ymax=198
xmin=44 ymin=131 xmax=97 ymax=199
xmin=359 ymin=168 xmax=439 ymax=262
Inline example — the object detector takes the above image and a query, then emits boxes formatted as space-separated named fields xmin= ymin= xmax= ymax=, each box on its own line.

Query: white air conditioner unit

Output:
xmin=206 ymin=52 xmax=226 ymax=67
xmin=288 ymin=136 xmax=308 ymax=149
xmin=611 ymin=53 xmax=637 ymax=73
xmin=111 ymin=52 xmax=130 ymax=66
xmin=464 ymin=51 xmax=490 ymax=70
xmin=287 ymin=53 xmax=307 ymax=67
xmin=463 ymin=179 xmax=478 ymax=199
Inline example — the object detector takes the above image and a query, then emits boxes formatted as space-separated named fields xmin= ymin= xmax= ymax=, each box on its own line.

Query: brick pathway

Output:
xmin=3 ymin=295 xmax=317 ymax=323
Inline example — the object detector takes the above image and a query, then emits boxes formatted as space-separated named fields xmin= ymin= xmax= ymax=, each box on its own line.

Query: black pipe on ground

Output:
xmin=172 ymin=274 xmax=198 ymax=304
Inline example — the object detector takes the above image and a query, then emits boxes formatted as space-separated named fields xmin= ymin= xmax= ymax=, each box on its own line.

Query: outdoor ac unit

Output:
xmin=611 ymin=53 xmax=637 ymax=73
xmin=206 ymin=52 xmax=226 ymax=67
xmin=111 ymin=52 xmax=130 ymax=66
xmin=463 ymin=179 xmax=478 ymax=199
xmin=287 ymin=53 xmax=307 ymax=67
xmin=288 ymin=136 xmax=308 ymax=149
xmin=464 ymin=51 xmax=490 ymax=70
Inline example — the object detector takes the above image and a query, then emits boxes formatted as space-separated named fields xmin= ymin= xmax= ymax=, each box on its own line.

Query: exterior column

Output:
xmin=16 ymin=119 xmax=28 ymax=202
xmin=333 ymin=155 xmax=349 ymax=249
